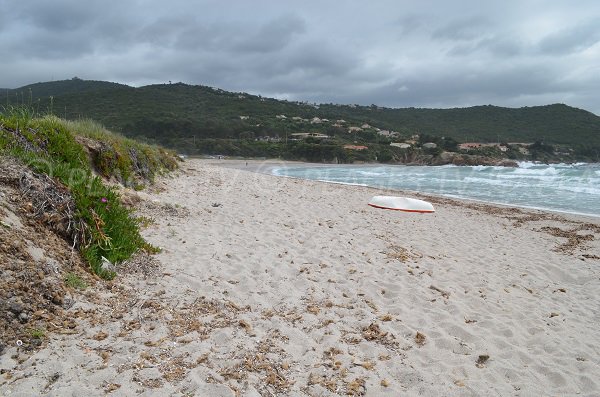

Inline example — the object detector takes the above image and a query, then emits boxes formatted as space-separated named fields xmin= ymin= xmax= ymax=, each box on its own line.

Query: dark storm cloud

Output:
xmin=1 ymin=0 xmax=599 ymax=114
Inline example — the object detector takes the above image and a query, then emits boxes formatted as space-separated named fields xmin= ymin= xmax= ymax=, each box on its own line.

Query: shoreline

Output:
xmin=217 ymin=158 xmax=600 ymax=222
xmin=1 ymin=158 xmax=599 ymax=396
xmin=192 ymin=155 xmax=600 ymax=168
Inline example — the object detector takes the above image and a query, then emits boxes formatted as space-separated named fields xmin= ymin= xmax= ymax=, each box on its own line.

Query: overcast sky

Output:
xmin=1 ymin=0 xmax=600 ymax=114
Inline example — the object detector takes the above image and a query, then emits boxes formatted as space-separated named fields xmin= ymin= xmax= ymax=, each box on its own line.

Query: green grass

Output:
xmin=136 ymin=215 xmax=155 ymax=228
xmin=61 ymin=118 xmax=178 ymax=187
xmin=0 ymin=105 xmax=176 ymax=278
xmin=29 ymin=328 xmax=46 ymax=339
xmin=65 ymin=272 xmax=88 ymax=290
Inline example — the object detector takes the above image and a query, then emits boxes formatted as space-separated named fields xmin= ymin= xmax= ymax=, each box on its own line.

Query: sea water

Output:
xmin=271 ymin=162 xmax=600 ymax=217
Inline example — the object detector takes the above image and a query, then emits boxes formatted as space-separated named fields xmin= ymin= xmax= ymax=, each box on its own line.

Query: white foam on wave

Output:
xmin=553 ymin=185 xmax=600 ymax=195
xmin=470 ymin=165 xmax=507 ymax=172
xmin=437 ymin=164 xmax=458 ymax=168
xmin=267 ymin=164 xmax=600 ymax=216
xmin=553 ymin=162 xmax=589 ymax=168
xmin=510 ymin=167 xmax=559 ymax=176
xmin=463 ymin=176 xmax=526 ymax=187
xmin=316 ymin=179 xmax=369 ymax=187
xmin=517 ymin=161 xmax=539 ymax=169
xmin=355 ymin=170 xmax=386 ymax=177
xmin=494 ymin=174 xmax=560 ymax=183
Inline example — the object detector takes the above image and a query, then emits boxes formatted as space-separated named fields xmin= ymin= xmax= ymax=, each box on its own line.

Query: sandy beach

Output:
xmin=1 ymin=158 xmax=599 ymax=396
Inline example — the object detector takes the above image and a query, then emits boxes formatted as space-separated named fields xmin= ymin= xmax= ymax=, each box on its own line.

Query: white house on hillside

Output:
xmin=390 ymin=143 xmax=411 ymax=149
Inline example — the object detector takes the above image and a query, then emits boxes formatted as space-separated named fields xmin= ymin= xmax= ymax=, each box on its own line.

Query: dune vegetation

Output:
xmin=0 ymin=105 xmax=178 ymax=278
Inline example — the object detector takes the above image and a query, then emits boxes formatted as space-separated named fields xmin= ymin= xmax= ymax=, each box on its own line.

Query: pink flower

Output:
xmin=101 ymin=197 xmax=108 ymax=203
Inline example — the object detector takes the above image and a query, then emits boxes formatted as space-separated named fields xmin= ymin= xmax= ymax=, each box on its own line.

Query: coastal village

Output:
xmin=238 ymin=113 xmax=536 ymax=162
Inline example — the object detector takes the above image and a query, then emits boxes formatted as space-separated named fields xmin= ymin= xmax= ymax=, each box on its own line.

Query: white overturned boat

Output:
xmin=368 ymin=195 xmax=435 ymax=213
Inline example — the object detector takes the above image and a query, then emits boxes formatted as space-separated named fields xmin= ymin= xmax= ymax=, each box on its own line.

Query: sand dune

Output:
xmin=1 ymin=159 xmax=599 ymax=396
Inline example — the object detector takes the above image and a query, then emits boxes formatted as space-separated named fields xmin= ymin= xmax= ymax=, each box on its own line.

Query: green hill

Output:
xmin=6 ymin=78 xmax=130 ymax=102
xmin=4 ymin=79 xmax=600 ymax=155
xmin=318 ymin=103 xmax=600 ymax=145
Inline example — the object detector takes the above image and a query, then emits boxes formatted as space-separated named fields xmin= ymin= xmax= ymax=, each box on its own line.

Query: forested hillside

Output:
xmin=5 ymin=78 xmax=600 ymax=161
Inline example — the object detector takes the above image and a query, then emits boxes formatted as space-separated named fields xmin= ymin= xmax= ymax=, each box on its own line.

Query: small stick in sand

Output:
xmin=429 ymin=285 xmax=450 ymax=299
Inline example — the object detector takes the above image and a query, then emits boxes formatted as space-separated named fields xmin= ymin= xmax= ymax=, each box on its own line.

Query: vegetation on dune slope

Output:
xmin=0 ymin=105 xmax=178 ymax=278
xmin=64 ymin=118 xmax=178 ymax=188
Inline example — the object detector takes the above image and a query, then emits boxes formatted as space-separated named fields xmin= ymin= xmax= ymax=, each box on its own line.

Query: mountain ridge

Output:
xmin=4 ymin=79 xmax=600 ymax=150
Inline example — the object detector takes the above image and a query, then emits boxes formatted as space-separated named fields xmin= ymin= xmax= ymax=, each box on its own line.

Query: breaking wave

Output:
xmin=272 ymin=163 xmax=600 ymax=217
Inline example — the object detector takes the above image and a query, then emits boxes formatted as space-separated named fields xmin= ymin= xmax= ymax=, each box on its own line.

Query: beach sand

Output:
xmin=1 ymin=158 xmax=599 ymax=396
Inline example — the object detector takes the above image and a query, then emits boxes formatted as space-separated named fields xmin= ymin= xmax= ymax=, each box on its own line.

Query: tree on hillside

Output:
xmin=528 ymin=140 xmax=555 ymax=160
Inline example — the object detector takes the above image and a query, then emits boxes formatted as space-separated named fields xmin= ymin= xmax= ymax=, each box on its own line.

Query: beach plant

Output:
xmin=136 ymin=216 xmax=155 ymax=228
xmin=29 ymin=328 xmax=46 ymax=339
xmin=64 ymin=272 xmax=88 ymax=290
xmin=60 ymin=118 xmax=178 ymax=186
xmin=0 ymin=104 xmax=36 ymax=126
xmin=0 ymin=106 xmax=174 ymax=279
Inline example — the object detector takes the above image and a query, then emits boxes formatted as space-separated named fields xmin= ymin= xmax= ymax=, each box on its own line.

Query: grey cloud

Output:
xmin=480 ymin=36 xmax=524 ymax=57
xmin=0 ymin=8 xmax=6 ymax=33
xmin=445 ymin=41 xmax=482 ymax=57
xmin=133 ymin=14 xmax=306 ymax=55
xmin=447 ymin=35 xmax=524 ymax=57
xmin=92 ymin=19 xmax=139 ymax=52
xmin=3 ymin=29 xmax=94 ymax=59
xmin=138 ymin=16 xmax=200 ymax=48
xmin=0 ymin=0 xmax=132 ymax=59
xmin=537 ymin=19 xmax=600 ymax=55
xmin=283 ymin=42 xmax=358 ymax=77
xmin=225 ymin=44 xmax=365 ymax=101
xmin=174 ymin=24 xmax=229 ymax=51
xmin=393 ymin=15 xmax=427 ymax=36
xmin=1 ymin=1 xmax=600 ymax=115
xmin=138 ymin=19 xmax=240 ymax=53
xmin=231 ymin=15 xmax=306 ymax=53
xmin=301 ymin=62 xmax=571 ymax=110
xmin=432 ymin=16 xmax=490 ymax=41
xmin=209 ymin=37 xmax=363 ymax=92
xmin=12 ymin=0 xmax=103 ymax=32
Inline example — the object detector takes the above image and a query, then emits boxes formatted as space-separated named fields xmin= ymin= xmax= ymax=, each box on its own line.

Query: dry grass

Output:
xmin=386 ymin=244 xmax=422 ymax=262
